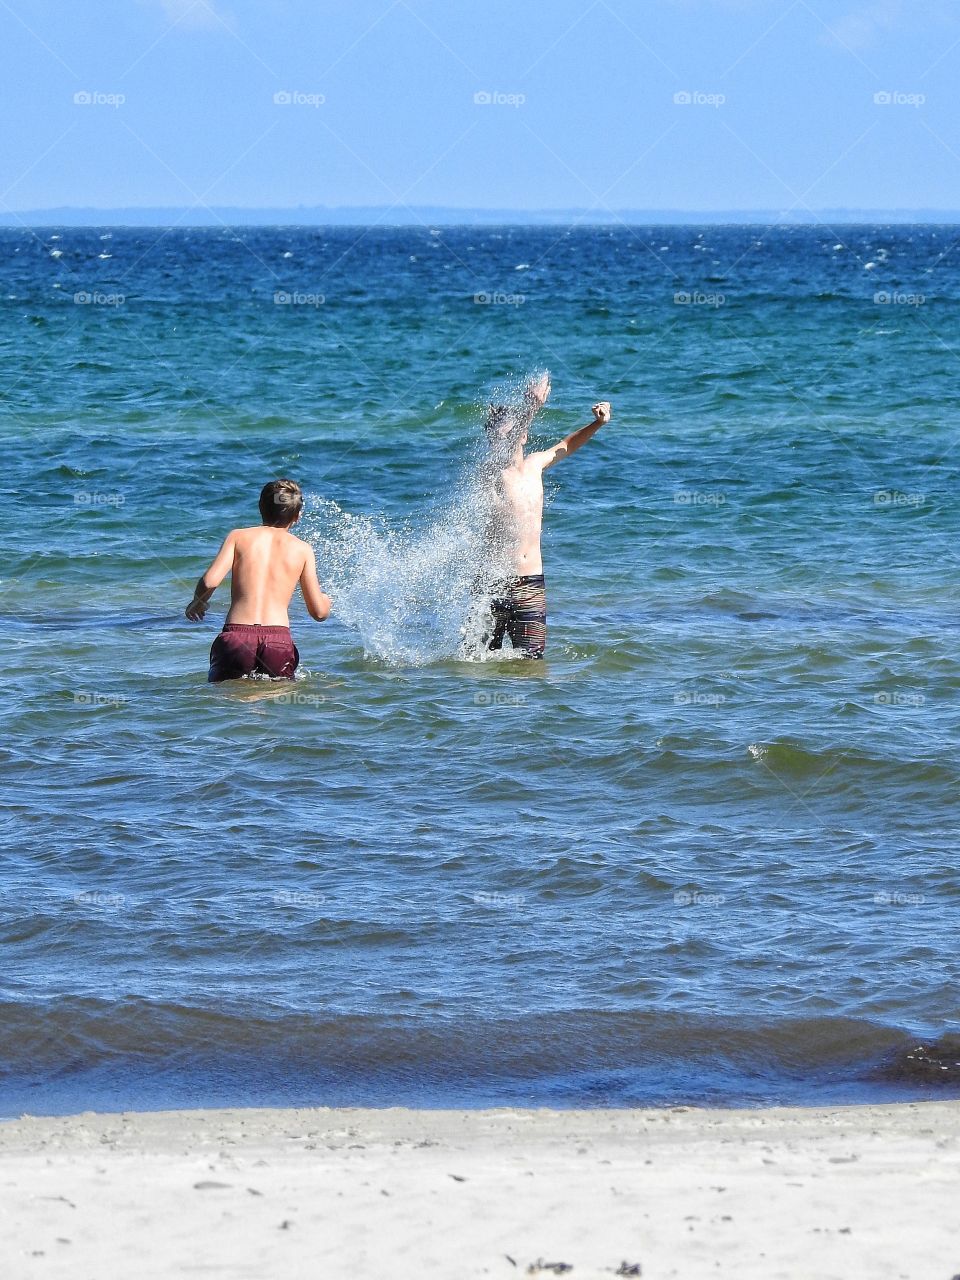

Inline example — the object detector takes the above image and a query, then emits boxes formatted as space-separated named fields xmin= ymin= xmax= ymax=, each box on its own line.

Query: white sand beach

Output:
xmin=1 ymin=1101 xmax=957 ymax=1279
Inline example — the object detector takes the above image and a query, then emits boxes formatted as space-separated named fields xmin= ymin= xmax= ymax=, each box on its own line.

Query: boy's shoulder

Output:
xmin=233 ymin=524 xmax=307 ymax=539
xmin=232 ymin=526 xmax=312 ymax=555
xmin=227 ymin=525 xmax=262 ymax=547
xmin=276 ymin=528 xmax=314 ymax=561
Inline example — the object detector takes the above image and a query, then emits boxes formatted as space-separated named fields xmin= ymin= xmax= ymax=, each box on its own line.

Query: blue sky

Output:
xmin=2 ymin=0 xmax=960 ymax=213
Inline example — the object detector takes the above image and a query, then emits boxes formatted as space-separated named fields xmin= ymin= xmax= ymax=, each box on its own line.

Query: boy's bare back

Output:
xmin=185 ymin=478 xmax=330 ymax=682
xmin=220 ymin=526 xmax=320 ymax=626
xmin=186 ymin=521 xmax=330 ymax=626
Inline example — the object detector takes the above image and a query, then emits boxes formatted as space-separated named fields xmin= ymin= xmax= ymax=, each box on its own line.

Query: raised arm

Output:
xmin=185 ymin=532 xmax=237 ymax=621
xmin=299 ymin=547 xmax=333 ymax=622
xmin=533 ymin=401 xmax=611 ymax=471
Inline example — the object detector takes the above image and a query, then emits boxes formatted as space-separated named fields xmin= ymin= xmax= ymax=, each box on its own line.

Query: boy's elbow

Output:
xmin=312 ymin=594 xmax=332 ymax=621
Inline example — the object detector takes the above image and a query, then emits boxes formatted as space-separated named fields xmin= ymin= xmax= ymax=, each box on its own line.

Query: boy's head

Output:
xmin=259 ymin=478 xmax=303 ymax=528
xmin=483 ymin=375 xmax=549 ymax=454
xmin=484 ymin=404 xmax=528 ymax=452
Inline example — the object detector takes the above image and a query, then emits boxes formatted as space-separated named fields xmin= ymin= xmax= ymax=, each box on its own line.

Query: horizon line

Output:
xmin=3 ymin=204 xmax=960 ymax=228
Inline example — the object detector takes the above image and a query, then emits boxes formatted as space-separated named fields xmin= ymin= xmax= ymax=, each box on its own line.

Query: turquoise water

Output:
xmin=2 ymin=224 xmax=959 ymax=1113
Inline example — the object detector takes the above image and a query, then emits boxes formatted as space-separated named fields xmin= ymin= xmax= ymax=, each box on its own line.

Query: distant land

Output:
xmin=2 ymin=206 xmax=960 ymax=227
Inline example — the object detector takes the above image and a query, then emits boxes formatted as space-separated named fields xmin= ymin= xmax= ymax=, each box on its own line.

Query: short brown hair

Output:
xmin=484 ymin=389 xmax=538 ymax=446
xmin=259 ymin=478 xmax=303 ymax=527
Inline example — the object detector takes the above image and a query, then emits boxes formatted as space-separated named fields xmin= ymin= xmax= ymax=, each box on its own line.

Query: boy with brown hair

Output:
xmin=185 ymin=478 xmax=331 ymax=682
xmin=480 ymin=374 xmax=611 ymax=658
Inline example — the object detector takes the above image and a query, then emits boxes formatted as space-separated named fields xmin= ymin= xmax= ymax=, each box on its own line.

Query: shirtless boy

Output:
xmin=185 ymin=478 xmax=332 ymax=682
xmin=481 ymin=374 xmax=611 ymax=659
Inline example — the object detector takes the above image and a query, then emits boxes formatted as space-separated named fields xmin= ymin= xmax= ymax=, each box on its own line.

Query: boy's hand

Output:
xmin=527 ymin=373 xmax=551 ymax=407
xmin=186 ymin=573 xmax=216 ymax=621
xmin=592 ymin=401 xmax=612 ymax=424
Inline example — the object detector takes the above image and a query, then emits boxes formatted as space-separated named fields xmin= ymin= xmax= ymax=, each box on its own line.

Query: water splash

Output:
xmin=303 ymin=372 xmax=548 ymax=666
xmin=303 ymin=492 xmax=488 ymax=665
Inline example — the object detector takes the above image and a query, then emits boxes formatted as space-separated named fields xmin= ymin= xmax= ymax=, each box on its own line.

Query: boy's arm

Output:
xmin=532 ymin=401 xmax=611 ymax=471
xmin=299 ymin=547 xmax=332 ymax=622
xmin=185 ymin=533 xmax=237 ymax=621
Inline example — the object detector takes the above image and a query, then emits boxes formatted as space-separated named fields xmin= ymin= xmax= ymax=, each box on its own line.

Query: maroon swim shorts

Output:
xmin=208 ymin=623 xmax=300 ymax=683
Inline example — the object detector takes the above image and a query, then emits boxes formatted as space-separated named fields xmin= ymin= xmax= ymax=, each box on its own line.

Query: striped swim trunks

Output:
xmin=485 ymin=574 xmax=547 ymax=658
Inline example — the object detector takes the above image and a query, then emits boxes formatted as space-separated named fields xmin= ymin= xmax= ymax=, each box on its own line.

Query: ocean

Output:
xmin=2 ymin=223 xmax=959 ymax=1115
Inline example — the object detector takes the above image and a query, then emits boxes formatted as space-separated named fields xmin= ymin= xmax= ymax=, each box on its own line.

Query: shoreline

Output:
xmin=2 ymin=1101 xmax=957 ymax=1278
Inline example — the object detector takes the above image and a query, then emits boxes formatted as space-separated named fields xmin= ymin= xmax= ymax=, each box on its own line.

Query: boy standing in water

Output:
xmin=480 ymin=374 xmax=611 ymax=658
xmin=185 ymin=478 xmax=332 ymax=682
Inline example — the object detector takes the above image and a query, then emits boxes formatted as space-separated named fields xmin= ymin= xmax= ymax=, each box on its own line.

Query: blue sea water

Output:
xmin=1 ymin=223 xmax=959 ymax=1115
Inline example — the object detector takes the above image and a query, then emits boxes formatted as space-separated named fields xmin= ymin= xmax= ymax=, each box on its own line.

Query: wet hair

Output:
xmin=484 ymin=403 xmax=519 ymax=441
xmin=484 ymin=393 xmax=538 ymax=449
xmin=258 ymin=478 xmax=303 ymax=528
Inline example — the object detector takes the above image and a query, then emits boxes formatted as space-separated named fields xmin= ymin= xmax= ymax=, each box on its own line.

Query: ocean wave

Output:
xmin=1 ymin=1000 xmax=956 ymax=1112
